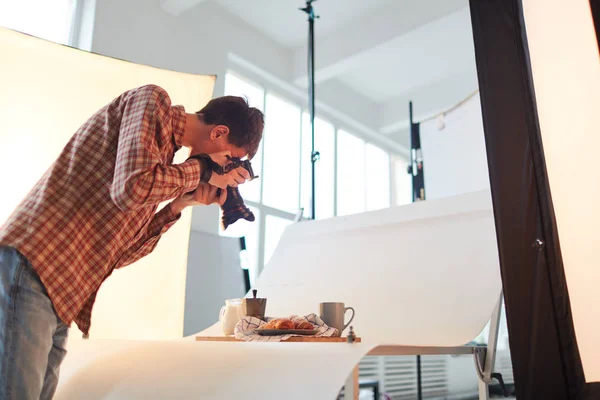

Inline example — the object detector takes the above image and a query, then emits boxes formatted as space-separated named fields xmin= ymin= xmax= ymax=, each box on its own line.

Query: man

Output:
xmin=0 ymin=84 xmax=264 ymax=399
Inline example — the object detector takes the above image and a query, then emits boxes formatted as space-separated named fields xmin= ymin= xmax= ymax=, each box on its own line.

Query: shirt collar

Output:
xmin=171 ymin=105 xmax=186 ymax=150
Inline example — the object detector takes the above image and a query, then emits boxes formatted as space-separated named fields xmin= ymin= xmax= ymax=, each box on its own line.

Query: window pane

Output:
xmin=301 ymin=112 xmax=335 ymax=219
xmin=394 ymin=156 xmax=413 ymax=206
xmin=218 ymin=206 xmax=260 ymax=287
xmin=239 ymin=140 xmax=262 ymax=203
xmin=336 ymin=130 xmax=365 ymax=216
xmin=224 ymin=73 xmax=265 ymax=112
xmin=0 ymin=0 xmax=74 ymax=45
xmin=365 ymin=143 xmax=391 ymax=211
xmin=264 ymin=215 xmax=293 ymax=267
xmin=224 ymin=73 xmax=265 ymax=202
xmin=262 ymin=94 xmax=301 ymax=213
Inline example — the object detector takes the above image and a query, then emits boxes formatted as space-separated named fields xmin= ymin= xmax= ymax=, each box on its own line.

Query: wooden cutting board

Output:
xmin=195 ymin=336 xmax=361 ymax=343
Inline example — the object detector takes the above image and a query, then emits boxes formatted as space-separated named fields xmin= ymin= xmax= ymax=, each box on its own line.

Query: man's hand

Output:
xmin=169 ymin=183 xmax=227 ymax=214
xmin=205 ymin=151 xmax=251 ymax=189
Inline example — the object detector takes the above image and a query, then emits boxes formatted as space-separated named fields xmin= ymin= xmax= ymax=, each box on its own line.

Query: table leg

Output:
xmin=344 ymin=365 xmax=359 ymax=400
xmin=478 ymin=379 xmax=489 ymax=400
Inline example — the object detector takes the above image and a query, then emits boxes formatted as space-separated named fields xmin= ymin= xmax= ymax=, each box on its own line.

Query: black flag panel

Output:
xmin=589 ymin=0 xmax=600 ymax=51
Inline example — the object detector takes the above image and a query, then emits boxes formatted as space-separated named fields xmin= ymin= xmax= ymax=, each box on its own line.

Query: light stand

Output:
xmin=299 ymin=0 xmax=319 ymax=220
xmin=408 ymin=101 xmax=425 ymax=201
xmin=408 ymin=100 xmax=425 ymax=400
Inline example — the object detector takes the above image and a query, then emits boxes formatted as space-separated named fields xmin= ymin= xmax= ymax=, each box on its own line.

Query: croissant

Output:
xmin=275 ymin=319 xmax=295 ymax=330
xmin=262 ymin=318 xmax=295 ymax=330
xmin=294 ymin=320 xmax=314 ymax=330
xmin=262 ymin=320 xmax=277 ymax=329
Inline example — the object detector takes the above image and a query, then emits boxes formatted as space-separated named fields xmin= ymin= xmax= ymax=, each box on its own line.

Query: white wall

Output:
xmin=523 ymin=0 xmax=600 ymax=382
xmin=91 ymin=0 xmax=227 ymax=80
xmin=419 ymin=92 xmax=491 ymax=200
xmin=183 ymin=230 xmax=246 ymax=336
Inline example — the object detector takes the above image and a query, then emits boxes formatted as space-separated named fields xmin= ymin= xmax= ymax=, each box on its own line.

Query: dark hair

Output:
xmin=196 ymin=96 xmax=264 ymax=159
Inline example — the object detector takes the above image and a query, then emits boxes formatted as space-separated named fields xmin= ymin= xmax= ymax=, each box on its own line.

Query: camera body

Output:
xmin=213 ymin=158 xmax=257 ymax=230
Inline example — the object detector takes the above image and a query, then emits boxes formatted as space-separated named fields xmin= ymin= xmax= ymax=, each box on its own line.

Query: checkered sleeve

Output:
xmin=117 ymin=204 xmax=182 ymax=268
xmin=109 ymin=85 xmax=201 ymax=211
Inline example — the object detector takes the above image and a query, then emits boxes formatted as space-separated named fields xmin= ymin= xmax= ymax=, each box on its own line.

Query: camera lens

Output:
xmin=220 ymin=186 xmax=255 ymax=229
xmin=215 ymin=158 xmax=258 ymax=230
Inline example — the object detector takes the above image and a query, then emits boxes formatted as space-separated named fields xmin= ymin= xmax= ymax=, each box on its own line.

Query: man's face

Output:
xmin=228 ymin=144 xmax=248 ymax=160
xmin=211 ymin=140 xmax=247 ymax=160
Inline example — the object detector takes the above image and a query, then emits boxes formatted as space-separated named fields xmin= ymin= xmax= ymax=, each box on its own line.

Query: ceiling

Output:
xmin=216 ymin=0 xmax=393 ymax=48
xmin=161 ymin=0 xmax=478 ymax=148
xmin=336 ymin=8 xmax=476 ymax=103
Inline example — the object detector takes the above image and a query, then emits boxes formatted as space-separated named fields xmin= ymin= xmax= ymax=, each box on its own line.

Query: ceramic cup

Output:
xmin=319 ymin=302 xmax=355 ymax=336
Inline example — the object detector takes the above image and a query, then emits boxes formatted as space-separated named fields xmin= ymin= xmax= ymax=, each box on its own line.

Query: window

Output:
xmin=221 ymin=74 xmax=302 ymax=284
xmin=0 ymin=0 xmax=76 ymax=45
xmin=300 ymin=113 xmax=335 ymax=219
xmin=241 ymin=141 xmax=263 ymax=203
xmin=224 ymin=73 xmax=265 ymax=113
xmin=261 ymin=94 xmax=301 ymax=214
xmin=365 ymin=143 xmax=391 ymax=211
xmin=336 ymin=131 xmax=394 ymax=215
xmin=336 ymin=130 xmax=366 ymax=216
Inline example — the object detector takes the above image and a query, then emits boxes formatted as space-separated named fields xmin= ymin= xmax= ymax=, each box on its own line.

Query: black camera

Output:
xmin=212 ymin=157 xmax=257 ymax=230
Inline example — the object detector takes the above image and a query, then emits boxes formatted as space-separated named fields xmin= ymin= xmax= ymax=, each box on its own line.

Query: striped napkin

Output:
xmin=234 ymin=313 xmax=339 ymax=342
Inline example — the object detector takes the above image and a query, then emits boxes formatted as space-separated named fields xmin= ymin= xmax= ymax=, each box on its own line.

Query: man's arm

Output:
xmin=109 ymin=85 xmax=202 ymax=212
xmin=116 ymin=182 xmax=227 ymax=268
xmin=116 ymin=204 xmax=181 ymax=268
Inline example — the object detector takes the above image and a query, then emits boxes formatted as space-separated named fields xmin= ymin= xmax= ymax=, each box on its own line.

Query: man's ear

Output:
xmin=211 ymin=125 xmax=230 ymax=141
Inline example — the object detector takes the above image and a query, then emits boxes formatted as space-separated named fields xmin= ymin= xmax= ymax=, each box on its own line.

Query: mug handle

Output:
xmin=343 ymin=307 xmax=355 ymax=331
xmin=219 ymin=306 xmax=226 ymax=322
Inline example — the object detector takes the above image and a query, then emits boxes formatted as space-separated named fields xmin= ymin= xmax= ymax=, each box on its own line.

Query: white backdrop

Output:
xmin=256 ymin=190 xmax=501 ymax=346
xmin=419 ymin=93 xmax=491 ymax=200
xmin=0 ymin=27 xmax=215 ymax=340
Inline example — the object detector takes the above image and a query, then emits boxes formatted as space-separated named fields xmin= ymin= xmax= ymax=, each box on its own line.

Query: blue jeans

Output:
xmin=0 ymin=246 xmax=70 ymax=400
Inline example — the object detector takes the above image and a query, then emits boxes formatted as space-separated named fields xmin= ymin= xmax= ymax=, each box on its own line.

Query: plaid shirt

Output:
xmin=0 ymin=85 xmax=201 ymax=335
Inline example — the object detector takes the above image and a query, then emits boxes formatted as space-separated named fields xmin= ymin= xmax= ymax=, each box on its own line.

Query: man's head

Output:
xmin=185 ymin=96 xmax=264 ymax=160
